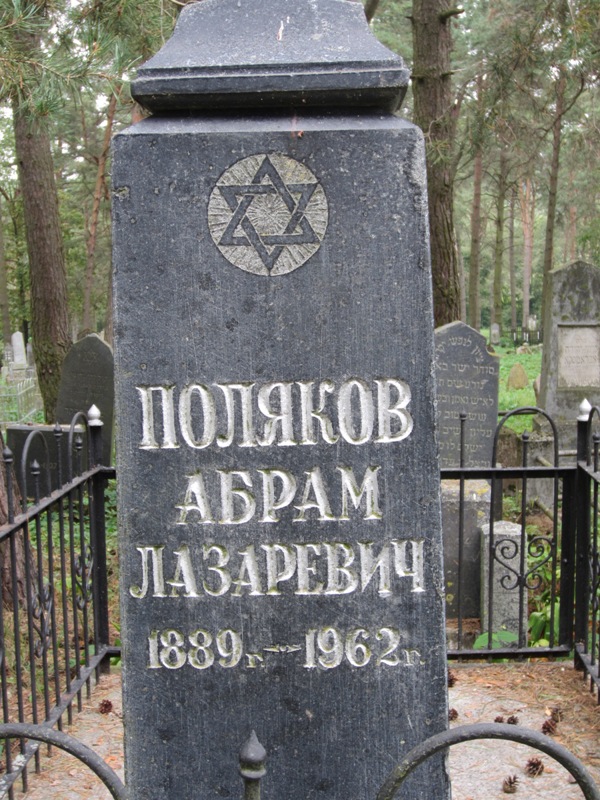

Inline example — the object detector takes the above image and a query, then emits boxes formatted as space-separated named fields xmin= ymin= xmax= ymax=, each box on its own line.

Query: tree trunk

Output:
xmin=0 ymin=434 xmax=28 ymax=608
xmin=468 ymin=146 xmax=483 ymax=330
xmin=491 ymin=150 xmax=507 ymax=333
xmin=509 ymin=187 xmax=517 ymax=334
xmin=12 ymin=103 xmax=71 ymax=421
xmin=0 ymin=196 xmax=11 ymax=346
xmin=82 ymin=93 xmax=118 ymax=335
xmin=519 ymin=176 xmax=535 ymax=331
xmin=541 ymin=70 xmax=566 ymax=325
xmin=411 ymin=0 xmax=462 ymax=326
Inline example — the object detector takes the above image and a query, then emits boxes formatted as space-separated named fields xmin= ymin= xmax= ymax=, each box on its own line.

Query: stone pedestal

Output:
xmin=481 ymin=521 xmax=527 ymax=638
xmin=112 ymin=3 xmax=449 ymax=798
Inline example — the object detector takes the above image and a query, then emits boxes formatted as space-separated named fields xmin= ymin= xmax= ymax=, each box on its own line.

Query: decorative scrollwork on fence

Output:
xmin=75 ymin=545 xmax=94 ymax=610
xmin=525 ymin=535 xmax=554 ymax=591
xmin=493 ymin=538 xmax=520 ymax=590
xmin=31 ymin=582 xmax=53 ymax=658
xmin=493 ymin=534 xmax=554 ymax=592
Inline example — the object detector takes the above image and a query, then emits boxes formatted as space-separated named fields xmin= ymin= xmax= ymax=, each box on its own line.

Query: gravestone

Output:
xmin=112 ymin=3 xmax=449 ymax=799
xmin=11 ymin=331 xmax=26 ymax=367
xmin=435 ymin=321 xmax=499 ymax=468
xmin=56 ymin=334 xmax=114 ymax=465
xmin=539 ymin=261 xmax=600 ymax=448
xmin=507 ymin=362 xmax=528 ymax=390
xmin=6 ymin=423 xmax=87 ymax=496
xmin=490 ymin=323 xmax=501 ymax=346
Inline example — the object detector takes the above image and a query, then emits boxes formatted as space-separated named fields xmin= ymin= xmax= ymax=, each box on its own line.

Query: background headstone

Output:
xmin=11 ymin=331 xmax=26 ymax=367
xmin=539 ymin=261 xmax=600 ymax=447
xmin=507 ymin=363 xmax=528 ymax=390
xmin=442 ymin=479 xmax=490 ymax=624
xmin=6 ymin=424 xmax=87 ymax=495
xmin=481 ymin=521 xmax=527 ymax=637
xmin=490 ymin=323 xmax=501 ymax=346
xmin=56 ymin=334 xmax=114 ymax=465
xmin=112 ymin=2 xmax=449 ymax=799
xmin=435 ymin=321 xmax=500 ymax=468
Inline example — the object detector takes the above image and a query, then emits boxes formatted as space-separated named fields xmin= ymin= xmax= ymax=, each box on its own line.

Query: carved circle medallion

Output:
xmin=207 ymin=153 xmax=329 ymax=276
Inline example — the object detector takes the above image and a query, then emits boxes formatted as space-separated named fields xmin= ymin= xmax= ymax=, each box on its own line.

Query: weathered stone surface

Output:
xmin=132 ymin=0 xmax=410 ymax=112
xmin=435 ymin=322 xmax=499 ymax=468
xmin=507 ymin=363 xmax=528 ymax=390
xmin=11 ymin=331 xmax=26 ymax=367
xmin=442 ymin=480 xmax=490 ymax=620
xmin=540 ymin=261 xmax=600 ymax=447
xmin=113 ymin=3 xmax=448 ymax=799
xmin=56 ymin=334 xmax=114 ymax=465
xmin=481 ymin=521 xmax=527 ymax=638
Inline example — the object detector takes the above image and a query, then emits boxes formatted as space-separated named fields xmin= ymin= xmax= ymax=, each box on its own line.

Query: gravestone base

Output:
xmin=442 ymin=480 xmax=491 ymax=622
xmin=481 ymin=521 xmax=528 ymax=637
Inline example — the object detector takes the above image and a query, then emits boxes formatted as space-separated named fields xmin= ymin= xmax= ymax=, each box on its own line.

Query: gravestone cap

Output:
xmin=132 ymin=0 xmax=409 ymax=112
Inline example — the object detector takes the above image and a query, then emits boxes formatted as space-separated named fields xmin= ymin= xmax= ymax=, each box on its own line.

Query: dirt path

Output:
xmin=14 ymin=663 xmax=600 ymax=799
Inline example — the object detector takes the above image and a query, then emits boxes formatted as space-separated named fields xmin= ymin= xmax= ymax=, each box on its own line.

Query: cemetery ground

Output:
xmin=18 ymin=661 xmax=600 ymax=799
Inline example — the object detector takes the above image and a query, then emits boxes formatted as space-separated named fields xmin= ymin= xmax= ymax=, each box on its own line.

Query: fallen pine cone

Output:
xmin=448 ymin=708 xmax=459 ymax=721
xmin=550 ymin=706 xmax=563 ymax=723
xmin=98 ymin=699 xmax=113 ymax=715
xmin=507 ymin=715 xmax=519 ymax=725
xmin=525 ymin=757 xmax=544 ymax=777
xmin=447 ymin=670 xmax=457 ymax=688
xmin=502 ymin=774 xmax=519 ymax=794
xmin=541 ymin=717 xmax=557 ymax=736
xmin=494 ymin=715 xmax=505 ymax=723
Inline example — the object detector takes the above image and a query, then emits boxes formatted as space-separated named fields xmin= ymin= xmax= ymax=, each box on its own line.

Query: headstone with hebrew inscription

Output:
xmin=56 ymin=334 xmax=114 ymax=466
xmin=435 ymin=322 xmax=499 ymax=468
xmin=539 ymin=261 xmax=600 ymax=446
xmin=112 ymin=3 xmax=449 ymax=799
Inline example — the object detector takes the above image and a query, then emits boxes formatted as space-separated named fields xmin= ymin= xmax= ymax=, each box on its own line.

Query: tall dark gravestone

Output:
xmin=56 ymin=334 xmax=114 ymax=466
xmin=112 ymin=2 xmax=449 ymax=798
xmin=434 ymin=322 xmax=499 ymax=468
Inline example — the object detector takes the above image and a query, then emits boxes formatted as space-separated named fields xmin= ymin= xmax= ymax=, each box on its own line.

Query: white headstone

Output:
xmin=11 ymin=332 xmax=26 ymax=367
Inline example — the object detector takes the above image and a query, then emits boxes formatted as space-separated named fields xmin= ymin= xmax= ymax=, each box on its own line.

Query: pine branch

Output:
xmin=439 ymin=7 xmax=464 ymax=22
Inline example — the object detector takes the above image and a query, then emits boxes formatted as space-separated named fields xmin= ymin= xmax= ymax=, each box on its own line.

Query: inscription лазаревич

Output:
xmin=129 ymin=373 xmax=428 ymax=672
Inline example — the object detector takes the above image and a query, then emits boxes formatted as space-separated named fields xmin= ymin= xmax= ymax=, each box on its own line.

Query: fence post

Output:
xmin=239 ymin=731 xmax=267 ymax=800
xmin=575 ymin=400 xmax=592 ymax=657
xmin=88 ymin=406 xmax=110 ymax=673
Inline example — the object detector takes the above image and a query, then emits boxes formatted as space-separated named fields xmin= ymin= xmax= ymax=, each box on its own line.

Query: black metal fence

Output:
xmin=574 ymin=405 xmax=600 ymax=701
xmin=2 ymin=403 xmax=600 ymax=796
xmin=0 ymin=411 xmax=116 ymax=799
xmin=442 ymin=401 xmax=600 ymax=705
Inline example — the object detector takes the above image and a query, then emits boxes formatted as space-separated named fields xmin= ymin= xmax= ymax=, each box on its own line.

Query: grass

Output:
xmin=491 ymin=337 xmax=542 ymax=435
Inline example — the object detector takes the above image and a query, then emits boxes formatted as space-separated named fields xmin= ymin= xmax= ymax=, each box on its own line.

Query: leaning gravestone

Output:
xmin=56 ymin=334 xmax=114 ymax=466
xmin=539 ymin=261 xmax=600 ymax=445
xmin=112 ymin=2 xmax=449 ymax=799
xmin=435 ymin=321 xmax=499 ymax=468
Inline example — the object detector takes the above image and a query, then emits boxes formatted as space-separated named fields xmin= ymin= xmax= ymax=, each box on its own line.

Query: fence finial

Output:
xmin=239 ymin=730 xmax=267 ymax=800
xmin=88 ymin=405 xmax=103 ymax=427
xmin=578 ymin=398 xmax=592 ymax=422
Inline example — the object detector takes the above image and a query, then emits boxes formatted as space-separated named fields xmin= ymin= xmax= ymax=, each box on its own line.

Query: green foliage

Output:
xmin=473 ymin=629 xmax=519 ymax=650
xmin=528 ymin=602 xmax=560 ymax=647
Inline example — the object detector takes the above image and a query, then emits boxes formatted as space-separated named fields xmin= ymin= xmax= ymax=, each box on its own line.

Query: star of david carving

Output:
xmin=216 ymin=156 xmax=321 ymax=273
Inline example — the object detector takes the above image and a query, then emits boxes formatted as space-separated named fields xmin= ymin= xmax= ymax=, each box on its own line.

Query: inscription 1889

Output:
xmin=129 ymin=372 xmax=427 ymax=673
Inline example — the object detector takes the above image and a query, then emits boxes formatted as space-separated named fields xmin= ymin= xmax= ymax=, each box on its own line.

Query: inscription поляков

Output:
xmin=137 ymin=376 xmax=413 ymax=450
